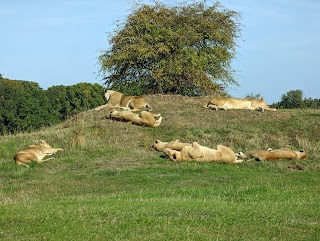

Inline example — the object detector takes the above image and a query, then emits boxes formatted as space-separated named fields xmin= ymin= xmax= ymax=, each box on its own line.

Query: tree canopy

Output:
xmin=98 ymin=1 xmax=242 ymax=96
xmin=280 ymin=89 xmax=304 ymax=109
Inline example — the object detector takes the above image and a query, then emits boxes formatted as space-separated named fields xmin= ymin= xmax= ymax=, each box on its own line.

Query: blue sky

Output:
xmin=1 ymin=0 xmax=319 ymax=103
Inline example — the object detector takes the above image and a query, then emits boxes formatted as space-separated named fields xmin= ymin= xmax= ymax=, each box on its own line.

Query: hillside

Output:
xmin=0 ymin=95 xmax=319 ymax=240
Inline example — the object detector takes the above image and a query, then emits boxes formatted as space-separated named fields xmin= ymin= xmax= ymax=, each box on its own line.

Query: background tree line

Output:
xmin=271 ymin=89 xmax=320 ymax=109
xmin=0 ymin=77 xmax=104 ymax=135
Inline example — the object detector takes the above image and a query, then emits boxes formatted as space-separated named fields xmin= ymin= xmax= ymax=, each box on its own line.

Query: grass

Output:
xmin=0 ymin=94 xmax=319 ymax=240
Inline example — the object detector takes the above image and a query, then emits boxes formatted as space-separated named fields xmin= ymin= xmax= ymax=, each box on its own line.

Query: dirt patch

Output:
xmin=288 ymin=164 xmax=304 ymax=171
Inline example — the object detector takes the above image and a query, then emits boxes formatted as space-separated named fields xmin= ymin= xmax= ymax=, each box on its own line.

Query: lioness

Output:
xmin=237 ymin=148 xmax=307 ymax=161
xmin=14 ymin=140 xmax=64 ymax=167
xmin=205 ymin=97 xmax=276 ymax=112
xmin=110 ymin=109 xmax=162 ymax=127
xmin=95 ymin=90 xmax=152 ymax=111
xmin=152 ymin=140 xmax=192 ymax=152
xmin=164 ymin=142 xmax=243 ymax=163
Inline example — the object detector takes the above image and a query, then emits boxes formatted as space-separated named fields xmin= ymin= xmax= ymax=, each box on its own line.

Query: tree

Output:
xmin=46 ymin=85 xmax=71 ymax=120
xmin=279 ymin=89 xmax=304 ymax=109
xmin=65 ymin=83 xmax=105 ymax=115
xmin=304 ymin=98 xmax=320 ymax=108
xmin=98 ymin=1 xmax=242 ymax=96
xmin=0 ymin=79 xmax=105 ymax=135
xmin=0 ymin=79 xmax=53 ymax=134
xmin=47 ymin=83 xmax=105 ymax=120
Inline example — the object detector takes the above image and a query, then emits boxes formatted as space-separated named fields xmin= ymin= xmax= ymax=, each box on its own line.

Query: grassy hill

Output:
xmin=0 ymin=95 xmax=319 ymax=240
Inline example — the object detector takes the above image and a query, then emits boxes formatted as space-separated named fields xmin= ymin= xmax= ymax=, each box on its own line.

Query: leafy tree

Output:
xmin=47 ymin=83 xmax=105 ymax=120
xmin=46 ymin=85 xmax=71 ymax=120
xmin=0 ymin=79 xmax=53 ymax=134
xmin=66 ymin=83 xmax=105 ymax=115
xmin=279 ymin=89 xmax=304 ymax=109
xmin=98 ymin=1 xmax=241 ymax=96
xmin=304 ymin=98 xmax=320 ymax=108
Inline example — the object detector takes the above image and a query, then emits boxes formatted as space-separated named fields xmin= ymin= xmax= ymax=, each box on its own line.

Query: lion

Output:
xmin=236 ymin=148 xmax=307 ymax=161
xmin=205 ymin=97 xmax=276 ymax=112
xmin=110 ymin=109 xmax=162 ymax=127
xmin=151 ymin=140 xmax=192 ymax=152
xmin=164 ymin=142 xmax=243 ymax=163
xmin=95 ymin=90 xmax=152 ymax=111
xmin=14 ymin=140 xmax=64 ymax=167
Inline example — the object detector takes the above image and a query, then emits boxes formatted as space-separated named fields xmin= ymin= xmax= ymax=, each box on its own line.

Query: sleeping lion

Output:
xmin=205 ymin=97 xmax=276 ymax=112
xmin=14 ymin=140 xmax=64 ymax=167
xmin=237 ymin=148 xmax=307 ymax=161
xmin=164 ymin=142 xmax=243 ymax=163
xmin=110 ymin=109 xmax=162 ymax=127
xmin=95 ymin=90 xmax=152 ymax=111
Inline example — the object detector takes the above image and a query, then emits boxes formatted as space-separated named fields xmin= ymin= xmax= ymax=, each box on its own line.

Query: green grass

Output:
xmin=0 ymin=95 xmax=319 ymax=240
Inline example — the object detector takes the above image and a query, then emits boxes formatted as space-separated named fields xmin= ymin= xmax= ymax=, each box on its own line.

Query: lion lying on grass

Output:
xmin=110 ymin=109 xmax=162 ymax=127
xmin=14 ymin=140 xmax=64 ymax=167
xmin=95 ymin=90 xmax=152 ymax=111
xmin=163 ymin=142 xmax=243 ymax=163
xmin=205 ymin=97 xmax=276 ymax=112
xmin=152 ymin=140 xmax=192 ymax=152
xmin=237 ymin=148 xmax=307 ymax=161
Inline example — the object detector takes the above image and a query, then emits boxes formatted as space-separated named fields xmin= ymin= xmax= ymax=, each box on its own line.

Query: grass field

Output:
xmin=0 ymin=95 xmax=319 ymax=240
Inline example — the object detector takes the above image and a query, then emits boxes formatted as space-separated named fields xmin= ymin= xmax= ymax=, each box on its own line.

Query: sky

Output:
xmin=1 ymin=0 xmax=319 ymax=103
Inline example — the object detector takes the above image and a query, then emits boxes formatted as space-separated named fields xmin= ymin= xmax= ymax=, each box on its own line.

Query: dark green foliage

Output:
xmin=47 ymin=83 xmax=105 ymax=120
xmin=0 ymin=79 xmax=55 ymax=134
xmin=281 ymin=89 xmax=304 ymax=108
xmin=98 ymin=1 xmax=241 ymax=96
xmin=303 ymin=97 xmax=320 ymax=108
xmin=46 ymin=85 xmax=70 ymax=121
xmin=272 ymin=89 xmax=320 ymax=109
xmin=0 ymin=79 xmax=104 ymax=134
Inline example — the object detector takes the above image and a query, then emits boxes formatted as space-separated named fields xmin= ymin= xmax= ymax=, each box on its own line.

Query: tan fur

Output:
xmin=237 ymin=148 xmax=307 ymax=161
xmin=205 ymin=97 xmax=276 ymax=111
xmin=14 ymin=140 xmax=64 ymax=167
xmin=164 ymin=142 xmax=243 ymax=163
xmin=152 ymin=140 xmax=192 ymax=152
xmin=110 ymin=109 xmax=162 ymax=127
xmin=95 ymin=90 xmax=152 ymax=111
